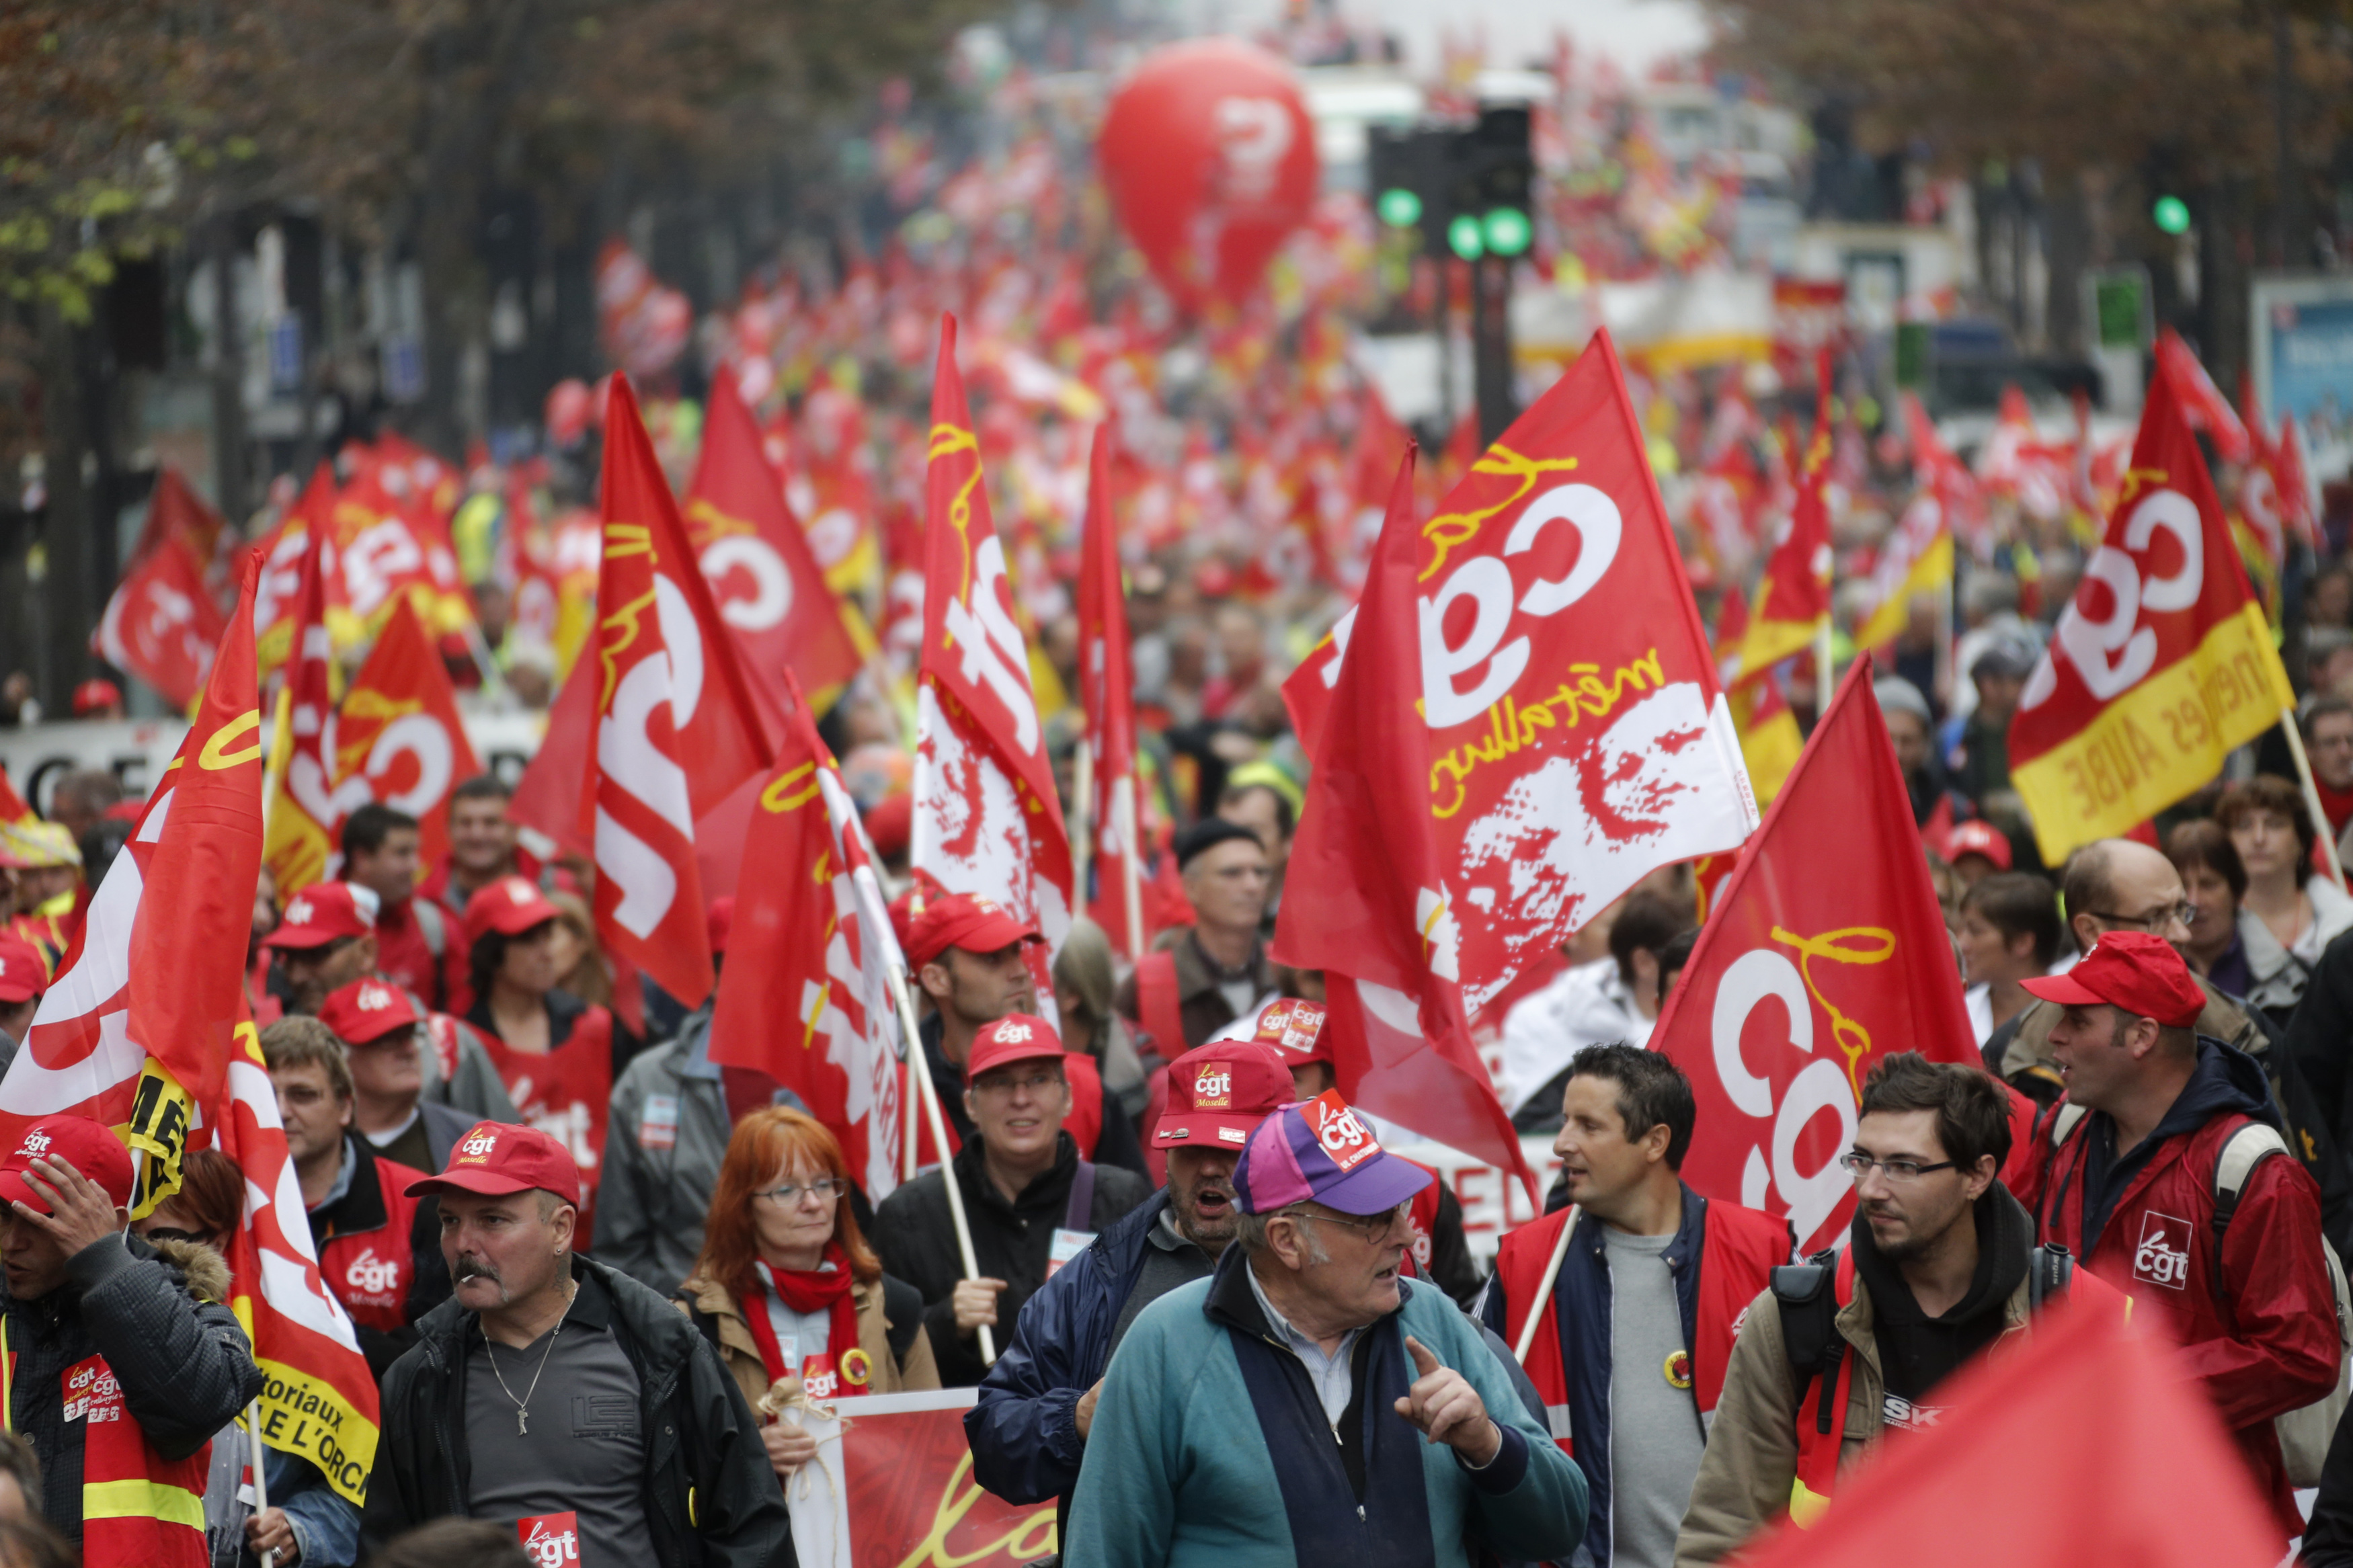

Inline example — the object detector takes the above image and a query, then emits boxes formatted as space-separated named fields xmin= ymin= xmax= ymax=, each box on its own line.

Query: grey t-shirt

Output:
xmin=464 ymin=1271 xmax=655 ymax=1568
xmin=1603 ymin=1228 xmax=1705 ymax=1568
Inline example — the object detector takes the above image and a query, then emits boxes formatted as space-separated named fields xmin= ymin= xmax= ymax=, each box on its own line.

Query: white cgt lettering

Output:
xmin=1417 ymin=483 xmax=1624 ymax=729
xmin=2027 ymin=487 xmax=2202 ymax=708
xmin=593 ymin=574 xmax=705 ymax=938
xmin=700 ymin=536 xmax=793 ymax=632
xmin=1710 ymin=947 xmax=1855 ymax=1243
xmin=941 ymin=536 xmax=1041 ymax=753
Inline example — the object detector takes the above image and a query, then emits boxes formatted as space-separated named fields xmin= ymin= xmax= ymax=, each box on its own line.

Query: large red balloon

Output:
xmin=1099 ymin=39 xmax=1319 ymax=314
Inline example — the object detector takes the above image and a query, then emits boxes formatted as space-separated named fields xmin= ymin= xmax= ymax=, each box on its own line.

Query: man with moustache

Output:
xmin=967 ymin=1039 xmax=1296 ymax=1534
xmin=367 ymin=1122 xmax=785 ymax=1565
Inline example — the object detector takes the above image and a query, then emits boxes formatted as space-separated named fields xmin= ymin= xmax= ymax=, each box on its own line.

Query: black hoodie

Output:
xmin=2074 ymin=1038 xmax=2278 ymax=1257
xmin=1851 ymin=1182 xmax=2034 ymax=1415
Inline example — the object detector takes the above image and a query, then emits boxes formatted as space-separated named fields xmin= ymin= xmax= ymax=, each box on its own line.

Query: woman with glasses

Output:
xmin=676 ymin=1107 xmax=938 ymax=1479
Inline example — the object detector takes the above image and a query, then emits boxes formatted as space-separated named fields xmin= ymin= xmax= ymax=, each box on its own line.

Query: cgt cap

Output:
xmin=1225 ymin=995 xmax=1331 ymax=1065
xmin=965 ymin=1014 xmax=1066 ymax=1081
xmin=2020 ymin=930 xmax=2205 ymax=1029
xmin=0 ymin=1116 xmax=134 ymax=1214
xmin=318 ymin=976 xmax=420 ymax=1046
xmin=906 ymin=893 xmax=1040 ymax=973
xmin=1154 ymin=1040 xmax=1294 ymax=1150
xmin=1235 ymin=1091 xmax=1432 ymax=1218
xmin=463 ymin=876 xmax=559 ymax=946
xmin=1942 ymin=819 xmax=2012 ymax=870
xmin=406 ymin=1120 xmax=582 ymax=1206
xmin=0 ymin=932 xmax=46 ymax=1004
xmin=266 ymin=882 xmax=380 ymax=950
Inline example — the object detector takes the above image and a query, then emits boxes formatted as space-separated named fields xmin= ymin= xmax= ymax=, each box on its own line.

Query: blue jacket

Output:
xmin=1066 ymin=1247 xmax=1587 ymax=1568
xmin=967 ymin=1189 xmax=1195 ymax=1516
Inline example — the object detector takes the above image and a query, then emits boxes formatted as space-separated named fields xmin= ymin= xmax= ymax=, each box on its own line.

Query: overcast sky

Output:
xmin=1185 ymin=0 xmax=1713 ymax=77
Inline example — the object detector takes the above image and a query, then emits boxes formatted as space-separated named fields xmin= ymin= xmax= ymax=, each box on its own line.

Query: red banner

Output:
xmin=332 ymin=595 xmax=485 ymax=876
xmin=1649 ymin=658 xmax=1979 ymax=1255
xmin=823 ymin=1391 xmax=1055 ymax=1568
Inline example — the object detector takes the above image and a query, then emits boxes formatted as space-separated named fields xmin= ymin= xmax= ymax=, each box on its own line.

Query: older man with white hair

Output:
xmin=1068 ymin=1092 xmax=1587 ymax=1568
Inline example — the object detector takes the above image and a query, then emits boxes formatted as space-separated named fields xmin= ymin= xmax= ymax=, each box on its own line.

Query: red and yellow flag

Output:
xmin=332 ymin=595 xmax=485 ymax=877
xmin=1733 ymin=373 xmax=1833 ymax=679
xmin=1651 ymin=657 xmax=1980 ymax=1255
xmin=2007 ymin=359 xmax=2294 ymax=864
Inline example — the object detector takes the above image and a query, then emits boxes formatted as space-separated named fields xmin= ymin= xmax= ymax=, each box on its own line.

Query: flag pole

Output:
xmin=885 ymin=960 xmax=996 ymax=1365
xmin=1814 ymin=620 xmax=1834 ymax=717
xmin=1071 ymin=739 xmax=1094 ymax=928
xmin=1114 ymin=772 xmax=1146 ymax=965
xmin=1510 ymin=1206 xmax=1580 ymax=1362
xmin=2281 ymin=706 xmax=2350 ymax=893
xmin=1933 ymin=569 xmax=1955 ymax=711
xmin=247 ymin=1400 xmax=276 ymax=1568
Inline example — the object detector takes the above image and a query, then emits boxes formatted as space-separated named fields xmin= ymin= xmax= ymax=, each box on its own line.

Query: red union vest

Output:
xmin=1 ymin=1317 xmax=210 ymax=1566
xmin=1402 ymin=1158 xmax=1445 ymax=1280
xmin=478 ymin=1005 xmax=616 ymax=1216
xmin=1490 ymin=1196 xmax=1790 ymax=1454
xmin=315 ymin=1153 xmax=433 ymax=1334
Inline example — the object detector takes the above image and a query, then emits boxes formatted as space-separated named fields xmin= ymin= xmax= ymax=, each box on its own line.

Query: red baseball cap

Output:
xmin=907 ymin=893 xmax=1040 ymax=972
xmin=965 ymin=1014 xmax=1066 ymax=1081
xmin=1154 ymin=1040 xmax=1294 ymax=1149
xmin=405 ymin=1120 xmax=582 ymax=1206
xmin=863 ymin=794 xmax=912 ymax=861
xmin=318 ymin=975 xmax=420 ymax=1045
xmin=0 ymin=1116 xmax=134 ymax=1214
xmin=0 ymin=932 xmax=46 ymax=1005
xmin=2020 ymin=930 xmax=2204 ymax=1028
xmin=463 ymin=876 xmax=560 ymax=945
xmin=266 ymin=882 xmax=380 ymax=950
xmin=1943 ymin=819 xmax=2012 ymax=870
xmin=708 ymin=897 xmax=735 ymax=956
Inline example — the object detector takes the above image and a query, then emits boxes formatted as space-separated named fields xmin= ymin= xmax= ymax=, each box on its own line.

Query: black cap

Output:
xmin=1175 ymin=817 xmax=1264 ymax=870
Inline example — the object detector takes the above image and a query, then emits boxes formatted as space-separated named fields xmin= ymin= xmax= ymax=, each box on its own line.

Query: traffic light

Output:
xmin=2152 ymin=194 xmax=2191 ymax=235
xmin=1451 ymin=106 xmax=1533 ymax=261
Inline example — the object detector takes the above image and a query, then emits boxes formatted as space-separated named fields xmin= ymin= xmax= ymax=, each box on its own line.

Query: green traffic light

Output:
xmin=1482 ymin=206 xmax=1531 ymax=257
xmin=2153 ymin=194 xmax=2191 ymax=235
xmin=1377 ymin=188 xmax=1423 ymax=228
xmin=1447 ymin=214 xmax=1484 ymax=260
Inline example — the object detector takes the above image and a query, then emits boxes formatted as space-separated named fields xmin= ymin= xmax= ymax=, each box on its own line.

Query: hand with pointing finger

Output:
xmin=1393 ymin=1335 xmax=1501 ymax=1468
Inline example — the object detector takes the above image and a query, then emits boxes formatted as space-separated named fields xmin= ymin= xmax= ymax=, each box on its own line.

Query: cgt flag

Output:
xmin=1276 ymin=329 xmax=1756 ymax=1190
xmin=330 ymin=595 xmax=485 ymax=877
xmin=912 ymin=316 xmax=1072 ymax=1005
xmin=1732 ymin=370 xmax=1833 ymax=682
xmin=1075 ymin=424 xmax=1148 ymax=960
xmin=2007 ymin=358 xmax=2295 ymax=864
xmin=0 ymin=553 xmax=380 ymax=1504
xmin=262 ymin=470 xmax=342 ymax=895
xmin=577 ymin=375 xmax=776 ymax=1009
xmin=95 ymin=535 xmax=228 ymax=710
xmin=685 ymin=362 xmax=866 ymax=710
xmin=711 ymin=672 xmax=906 ymax=1203
xmin=1648 ymin=657 xmax=1980 ymax=1255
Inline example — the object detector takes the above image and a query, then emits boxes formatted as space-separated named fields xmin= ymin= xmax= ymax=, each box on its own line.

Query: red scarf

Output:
xmin=741 ymin=1245 xmax=863 ymax=1397
xmin=2317 ymin=774 xmax=2353 ymax=840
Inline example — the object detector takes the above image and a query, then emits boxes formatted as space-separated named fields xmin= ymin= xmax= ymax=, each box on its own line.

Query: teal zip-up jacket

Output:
xmin=1066 ymin=1247 xmax=1587 ymax=1568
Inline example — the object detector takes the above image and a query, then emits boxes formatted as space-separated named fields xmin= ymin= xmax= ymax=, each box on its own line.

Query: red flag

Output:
xmin=912 ymin=316 xmax=1073 ymax=986
xmin=2157 ymin=327 xmax=2253 ymax=464
xmin=710 ymin=674 xmax=907 ymax=1202
xmin=1733 ymin=367 xmax=1833 ymax=679
xmin=93 ymin=534 xmax=227 ymax=708
xmin=684 ymin=362 xmax=864 ymax=708
xmin=1648 ymin=657 xmax=1977 ymax=1253
xmin=0 ymin=766 xmax=30 ymax=826
xmin=1338 ymin=393 xmax=1412 ymax=591
xmin=126 ymin=466 xmax=229 ymax=572
xmin=331 ymin=596 xmax=485 ymax=876
xmin=2007 ymin=363 xmax=2292 ymax=863
xmin=2276 ymin=411 xmax=2319 ymax=552
xmin=580 ymin=376 xmax=774 ymax=1008
xmin=1730 ymin=1295 xmax=2280 ymax=1568
xmin=1076 ymin=425 xmax=1148 ymax=957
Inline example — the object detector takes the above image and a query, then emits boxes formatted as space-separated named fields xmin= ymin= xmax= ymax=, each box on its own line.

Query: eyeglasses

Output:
xmin=1282 ymin=1202 xmax=1410 ymax=1245
xmin=753 ymin=1178 xmax=846 ymax=1207
xmin=1839 ymin=1153 xmax=1958 ymax=1183
xmin=971 ymin=1071 xmax=1066 ymax=1099
xmin=2082 ymin=903 xmax=2197 ymax=931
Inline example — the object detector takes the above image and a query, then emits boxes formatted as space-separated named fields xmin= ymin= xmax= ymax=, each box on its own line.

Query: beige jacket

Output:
xmin=1671 ymin=1266 xmax=2033 ymax=1566
xmin=674 ymin=1270 xmax=939 ymax=1411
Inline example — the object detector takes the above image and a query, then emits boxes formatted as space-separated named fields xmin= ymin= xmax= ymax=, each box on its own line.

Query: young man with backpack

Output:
xmin=1674 ymin=1053 xmax=2109 ymax=1565
xmin=2024 ymin=929 xmax=2342 ymax=1551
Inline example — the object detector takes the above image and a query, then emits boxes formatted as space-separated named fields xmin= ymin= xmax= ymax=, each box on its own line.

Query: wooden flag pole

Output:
xmin=1115 ymin=773 xmax=1146 ymax=965
xmin=1071 ymin=739 xmax=1094 ymax=927
xmin=2282 ymin=707 xmax=2350 ymax=893
xmin=1511 ymin=1207 xmax=1581 ymax=1362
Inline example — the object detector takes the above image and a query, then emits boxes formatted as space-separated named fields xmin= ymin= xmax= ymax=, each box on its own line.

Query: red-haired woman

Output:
xmin=676 ymin=1108 xmax=938 ymax=1478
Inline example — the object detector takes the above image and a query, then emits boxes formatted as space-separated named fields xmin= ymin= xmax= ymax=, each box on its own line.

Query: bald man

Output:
xmin=1985 ymin=838 xmax=2271 ymax=1104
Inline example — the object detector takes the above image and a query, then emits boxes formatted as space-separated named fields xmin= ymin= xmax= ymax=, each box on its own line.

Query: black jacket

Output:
xmin=1 ymin=1230 xmax=262 ymax=1546
xmin=870 ymin=1130 xmax=1150 ymax=1387
xmin=365 ymin=1253 xmax=789 ymax=1567
xmin=2305 ymin=1403 xmax=2353 ymax=1566
xmin=307 ymin=1132 xmax=452 ymax=1380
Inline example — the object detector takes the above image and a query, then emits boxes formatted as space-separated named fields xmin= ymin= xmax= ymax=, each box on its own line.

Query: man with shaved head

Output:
xmin=1985 ymin=837 xmax=2272 ymax=1104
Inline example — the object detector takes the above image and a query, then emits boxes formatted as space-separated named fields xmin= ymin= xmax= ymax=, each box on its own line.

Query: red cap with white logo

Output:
xmin=964 ymin=1014 xmax=1064 ymax=1079
xmin=265 ymin=882 xmax=380 ymax=950
xmin=463 ymin=876 xmax=561 ymax=945
xmin=405 ymin=1120 xmax=582 ymax=1206
xmin=0 ymin=932 xmax=46 ymax=1004
xmin=0 ymin=1116 xmax=134 ymax=1214
xmin=318 ymin=976 xmax=421 ymax=1044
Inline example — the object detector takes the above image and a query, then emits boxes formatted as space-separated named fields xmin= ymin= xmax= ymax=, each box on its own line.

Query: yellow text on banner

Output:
xmin=2013 ymin=603 xmax=2295 ymax=863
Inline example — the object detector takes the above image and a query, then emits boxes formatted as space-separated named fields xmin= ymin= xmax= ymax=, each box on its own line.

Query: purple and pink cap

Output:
xmin=1234 ymin=1091 xmax=1432 ymax=1217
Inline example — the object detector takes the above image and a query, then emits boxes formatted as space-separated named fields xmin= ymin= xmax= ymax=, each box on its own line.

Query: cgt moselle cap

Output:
xmin=1234 ymin=1091 xmax=1431 ymax=1217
